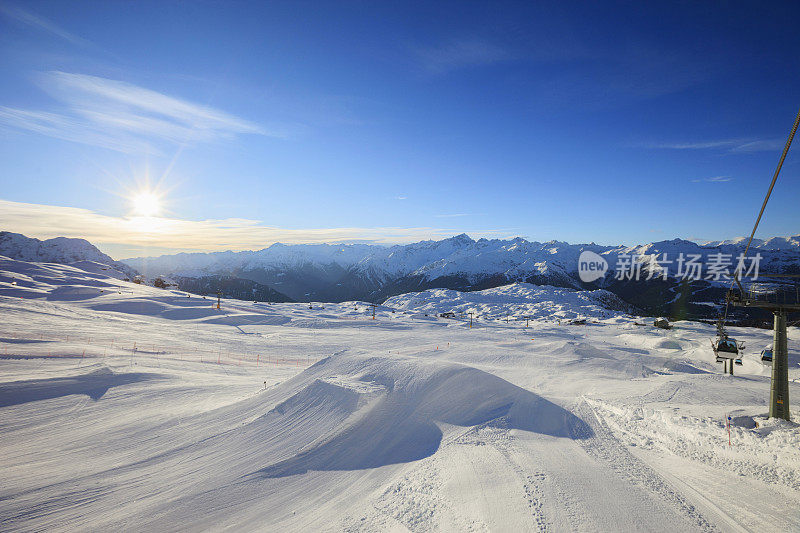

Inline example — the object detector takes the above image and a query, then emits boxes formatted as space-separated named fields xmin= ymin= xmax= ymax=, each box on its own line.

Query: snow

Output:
xmin=1 ymin=257 xmax=799 ymax=531
xmin=704 ymin=235 xmax=800 ymax=250
xmin=384 ymin=283 xmax=635 ymax=322
xmin=122 ymin=233 xmax=800 ymax=285
xmin=0 ymin=231 xmax=136 ymax=278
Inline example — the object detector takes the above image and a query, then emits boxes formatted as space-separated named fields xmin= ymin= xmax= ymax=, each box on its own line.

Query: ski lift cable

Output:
xmin=722 ymin=105 xmax=800 ymax=322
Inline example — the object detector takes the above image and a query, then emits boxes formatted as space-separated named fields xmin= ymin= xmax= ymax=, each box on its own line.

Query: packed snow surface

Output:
xmin=1 ymin=256 xmax=799 ymax=531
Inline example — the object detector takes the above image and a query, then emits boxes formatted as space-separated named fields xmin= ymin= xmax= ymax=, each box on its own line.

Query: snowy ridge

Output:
xmin=385 ymin=283 xmax=636 ymax=322
xmin=124 ymin=233 xmax=800 ymax=284
xmin=0 ymin=231 xmax=137 ymax=278
xmin=124 ymin=242 xmax=380 ymax=278
xmin=703 ymin=235 xmax=800 ymax=250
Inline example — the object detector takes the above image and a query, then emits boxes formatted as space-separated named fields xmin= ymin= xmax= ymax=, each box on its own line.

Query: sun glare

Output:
xmin=131 ymin=191 xmax=162 ymax=217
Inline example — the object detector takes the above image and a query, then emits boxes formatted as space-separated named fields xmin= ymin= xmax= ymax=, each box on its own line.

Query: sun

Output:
xmin=131 ymin=190 xmax=162 ymax=217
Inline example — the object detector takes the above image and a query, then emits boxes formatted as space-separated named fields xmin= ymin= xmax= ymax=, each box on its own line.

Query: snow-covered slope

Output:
xmin=0 ymin=231 xmax=137 ymax=278
xmin=0 ymin=256 xmax=292 ymax=324
xmin=704 ymin=234 xmax=800 ymax=250
xmin=1 ymin=257 xmax=799 ymax=531
xmin=385 ymin=283 xmax=636 ymax=322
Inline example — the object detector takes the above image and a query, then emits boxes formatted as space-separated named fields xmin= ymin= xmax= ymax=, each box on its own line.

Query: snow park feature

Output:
xmin=1 ymin=254 xmax=799 ymax=531
xmin=4 ymin=2 xmax=800 ymax=531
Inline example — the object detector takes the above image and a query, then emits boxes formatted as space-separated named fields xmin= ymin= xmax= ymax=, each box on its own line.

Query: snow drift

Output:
xmin=254 ymin=353 xmax=592 ymax=478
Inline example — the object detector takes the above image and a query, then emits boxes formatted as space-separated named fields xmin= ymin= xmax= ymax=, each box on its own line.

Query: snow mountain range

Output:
xmin=2 ymin=229 xmax=797 ymax=318
xmin=122 ymin=233 xmax=800 ymax=317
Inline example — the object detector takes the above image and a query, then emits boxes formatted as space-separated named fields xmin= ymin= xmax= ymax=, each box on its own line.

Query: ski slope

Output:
xmin=1 ymin=256 xmax=799 ymax=532
xmin=384 ymin=283 xmax=635 ymax=322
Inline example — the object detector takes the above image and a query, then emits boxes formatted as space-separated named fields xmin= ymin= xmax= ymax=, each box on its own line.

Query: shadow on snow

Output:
xmin=253 ymin=363 xmax=593 ymax=478
xmin=0 ymin=368 xmax=163 ymax=407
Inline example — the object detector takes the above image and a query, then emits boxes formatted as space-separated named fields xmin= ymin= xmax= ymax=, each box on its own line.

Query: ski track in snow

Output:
xmin=571 ymin=399 xmax=717 ymax=532
xmin=1 ymin=256 xmax=799 ymax=531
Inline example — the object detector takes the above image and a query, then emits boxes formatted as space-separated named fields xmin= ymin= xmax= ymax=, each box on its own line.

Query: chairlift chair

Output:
xmin=761 ymin=347 xmax=773 ymax=362
xmin=714 ymin=337 xmax=739 ymax=354
xmin=711 ymin=316 xmax=743 ymax=362
xmin=712 ymin=336 xmax=741 ymax=363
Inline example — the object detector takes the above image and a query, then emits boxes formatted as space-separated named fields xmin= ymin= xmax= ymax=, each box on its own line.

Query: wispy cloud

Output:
xmin=43 ymin=72 xmax=265 ymax=135
xmin=415 ymin=39 xmax=509 ymax=74
xmin=0 ymin=199 xmax=513 ymax=259
xmin=0 ymin=106 xmax=159 ymax=153
xmin=729 ymin=139 xmax=786 ymax=153
xmin=641 ymin=138 xmax=784 ymax=153
xmin=0 ymin=71 xmax=274 ymax=153
xmin=395 ymin=196 xmax=408 ymax=200
xmin=691 ymin=176 xmax=733 ymax=183
xmin=434 ymin=213 xmax=479 ymax=218
xmin=647 ymin=140 xmax=740 ymax=150
xmin=0 ymin=3 xmax=89 ymax=46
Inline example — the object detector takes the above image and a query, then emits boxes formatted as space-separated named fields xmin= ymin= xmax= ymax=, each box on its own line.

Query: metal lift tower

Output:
xmin=729 ymin=287 xmax=799 ymax=420
xmin=724 ymin=105 xmax=800 ymax=421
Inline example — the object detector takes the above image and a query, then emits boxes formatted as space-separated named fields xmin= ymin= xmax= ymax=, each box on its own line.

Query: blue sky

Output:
xmin=0 ymin=1 xmax=798 ymax=259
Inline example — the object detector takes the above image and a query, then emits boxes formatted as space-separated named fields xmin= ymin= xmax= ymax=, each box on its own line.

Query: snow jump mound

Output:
xmin=253 ymin=353 xmax=593 ymax=478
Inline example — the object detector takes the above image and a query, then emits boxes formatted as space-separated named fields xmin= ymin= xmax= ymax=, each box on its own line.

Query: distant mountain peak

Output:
xmin=446 ymin=233 xmax=474 ymax=244
xmin=0 ymin=231 xmax=137 ymax=277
